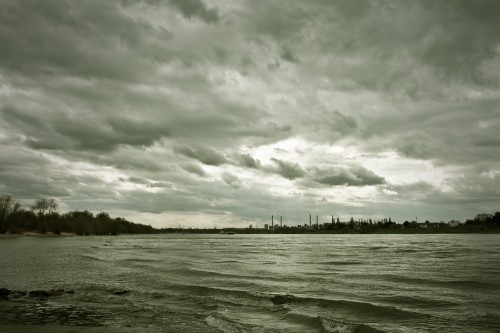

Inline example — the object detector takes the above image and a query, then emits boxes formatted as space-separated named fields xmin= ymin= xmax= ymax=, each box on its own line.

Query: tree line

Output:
xmin=0 ymin=195 xmax=155 ymax=235
xmin=2 ymin=194 xmax=499 ymax=235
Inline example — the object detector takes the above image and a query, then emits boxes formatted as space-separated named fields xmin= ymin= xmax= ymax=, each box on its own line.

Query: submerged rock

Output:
xmin=113 ymin=290 xmax=129 ymax=295
xmin=271 ymin=294 xmax=294 ymax=305
xmin=29 ymin=290 xmax=51 ymax=298
xmin=10 ymin=290 xmax=27 ymax=298
xmin=4 ymin=288 xmax=73 ymax=299
xmin=29 ymin=289 xmax=67 ymax=297
xmin=48 ymin=288 xmax=65 ymax=296
xmin=0 ymin=288 xmax=11 ymax=298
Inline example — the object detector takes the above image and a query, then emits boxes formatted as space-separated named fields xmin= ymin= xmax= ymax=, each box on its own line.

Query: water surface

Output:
xmin=1 ymin=234 xmax=499 ymax=332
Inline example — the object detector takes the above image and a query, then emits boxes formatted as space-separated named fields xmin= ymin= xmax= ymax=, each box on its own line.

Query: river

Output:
xmin=1 ymin=234 xmax=499 ymax=332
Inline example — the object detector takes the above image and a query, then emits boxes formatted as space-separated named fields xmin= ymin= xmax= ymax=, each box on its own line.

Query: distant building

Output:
xmin=264 ymin=224 xmax=269 ymax=230
xmin=419 ymin=222 xmax=441 ymax=228
xmin=448 ymin=220 xmax=461 ymax=227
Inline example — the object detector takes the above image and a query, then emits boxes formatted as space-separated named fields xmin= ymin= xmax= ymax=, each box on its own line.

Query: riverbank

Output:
xmin=0 ymin=325 xmax=159 ymax=333
xmin=0 ymin=232 xmax=76 ymax=238
xmin=159 ymin=225 xmax=500 ymax=235
xmin=8 ymin=223 xmax=491 ymax=236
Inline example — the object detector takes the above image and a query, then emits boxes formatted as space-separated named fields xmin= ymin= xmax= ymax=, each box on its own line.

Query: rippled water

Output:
xmin=1 ymin=234 xmax=500 ymax=332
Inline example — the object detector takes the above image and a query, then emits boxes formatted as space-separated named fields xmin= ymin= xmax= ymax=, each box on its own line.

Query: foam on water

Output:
xmin=205 ymin=313 xmax=256 ymax=333
xmin=320 ymin=318 xmax=385 ymax=333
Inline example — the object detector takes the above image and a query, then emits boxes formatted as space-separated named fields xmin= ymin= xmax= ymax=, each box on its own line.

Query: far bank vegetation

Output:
xmin=0 ymin=196 xmax=154 ymax=235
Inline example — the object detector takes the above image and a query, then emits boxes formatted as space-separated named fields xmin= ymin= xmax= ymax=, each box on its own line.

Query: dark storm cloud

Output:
xmin=167 ymin=0 xmax=219 ymax=24
xmin=0 ymin=0 xmax=168 ymax=81
xmin=0 ymin=162 xmax=71 ymax=198
xmin=360 ymin=97 xmax=500 ymax=165
xmin=175 ymin=145 xmax=228 ymax=166
xmin=3 ymin=105 xmax=168 ymax=152
xmin=280 ymin=47 xmax=299 ymax=63
xmin=267 ymin=0 xmax=500 ymax=101
xmin=311 ymin=166 xmax=385 ymax=187
xmin=304 ymin=109 xmax=358 ymax=143
xmin=221 ymin=172 xmax=241 ymax=189
xmin=1 ymin=0 xmax=499 ymax=226
xmin=415 ymin=0 xmax=500 ymax=83
xmin=269 ymin=158 xmax=307 ymax=180
xmin=181 ymin=163 xmax=207 ymax=177
xmin=445 ymin=170 xmax=500 ymax=205
xmin=234 ymin=153 xmax=261 ymax=169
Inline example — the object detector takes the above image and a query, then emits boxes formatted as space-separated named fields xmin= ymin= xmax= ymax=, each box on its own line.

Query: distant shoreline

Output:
xmin=168 ymin=227 xmax=500 ymax=235
xmin=0 ymin=232 xmax=76 ymax=238
xmin=1 ymin=227 xmax=499 ymax=237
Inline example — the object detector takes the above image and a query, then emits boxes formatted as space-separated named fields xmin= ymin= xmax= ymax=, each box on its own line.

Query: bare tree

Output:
xmin=0 ymin=195 xmax=20 ymax=233
xmin=33 ymin=198 xmax=49 ymax=216
xmin=47 ymin=198 xmax=58 ymax=214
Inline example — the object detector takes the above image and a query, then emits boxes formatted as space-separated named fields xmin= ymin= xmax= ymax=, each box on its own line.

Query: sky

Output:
xmin=1 ymin=0 xmax=500 ymax=228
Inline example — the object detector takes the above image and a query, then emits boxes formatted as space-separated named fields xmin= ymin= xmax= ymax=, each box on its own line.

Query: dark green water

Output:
xmin=1 ymin=234 xmax=499 ymax=332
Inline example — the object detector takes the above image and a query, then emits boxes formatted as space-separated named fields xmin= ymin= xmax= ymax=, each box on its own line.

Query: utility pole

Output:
xmin=309 ymin=214 xmax=311 ymax=226
xmin=280 ymin=216 xmax=282 ymax=227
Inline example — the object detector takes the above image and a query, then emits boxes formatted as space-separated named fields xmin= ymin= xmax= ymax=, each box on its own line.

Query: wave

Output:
xmin=205 ymin=313 xmax=253 ymax=333
xmin=443 ymin=279 xmax=499 ymax=289
xmin=163 ymin=284 xmax=426 ymax=320
xmin=119 ymin=257 xmax=162 ymax=263
xmin=214 ymin=259 xmax=243 ymax=264
xmin=320 ymin=318 xmax=386 ymax=333
xmin=368 ymin=246 xmax=388 ymax=251
xmin=185 ymin=268 xmax=263 ymax=281
xmin=287 ymin=295 xmax=426 ymax=319
xmin=205 ymin=310 xmax=386 ymax=333
xmin=394 ymin=249 xmax=420 ymax=253
xmin=74 ymin=253 xmax=105 ymax=261
xmin=379 ymin=274 xmax=499 ymax=290
xmin=320 ymin=260 xmax=364 ymax=266
xmin=379 ymin=295 xmax=458 ymax=308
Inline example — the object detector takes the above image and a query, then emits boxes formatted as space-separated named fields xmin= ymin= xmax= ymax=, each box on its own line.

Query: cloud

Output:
xmin=181 ymin=163 xmax=207 ymax=177
xmin=221 ymin=172 xmax=241 ymax=189
xmin=359 ymin=97 xmax=500 ymax=165
xmin=0 ymin=0 xmax=167 ymax=81
xmin=312 ymin=165 xmax=386 ymax=187
xmin=234 ymin=153 xmax=261 ymax=169
xmin=269 ymin=158 xmax=307 ymax=180
xmin=167 ymin=0 xmax=219 ymax=24
xmin=1 ymin=0 xmax=499 ymax=227
xmin=280 ymin=47 xmax=299 ymax=63
xmin=2 ymin=105 xmax=169 ymax=152
xmin=175 ymin=145 xmax=228 ymax=166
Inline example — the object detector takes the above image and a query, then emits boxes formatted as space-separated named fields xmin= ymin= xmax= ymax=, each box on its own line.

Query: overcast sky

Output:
xmin=1 ymin=0 xmax=500 ymax=228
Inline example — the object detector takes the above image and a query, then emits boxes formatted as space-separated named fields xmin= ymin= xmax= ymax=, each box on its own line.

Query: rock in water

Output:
xmin=271 ymin=294 xmax=294 ymax=305
xmin=0 ymin=288 xmax=11 ymax=298
xmin=29 ymin=290 xmax=51 ymax=298
xmin=48 ymin=289 xmax=65 ymax=296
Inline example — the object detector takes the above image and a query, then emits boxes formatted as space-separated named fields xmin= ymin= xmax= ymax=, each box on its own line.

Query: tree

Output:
xmin=47 ymin=198 xmax=58 ymax=214
xmin=348 ymin=217 xmax=355 ymax=229
xmin=0 ymin=195 xmax=21 ymax=233
xmin=33 ymin=198 xmax=49 ymax=216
